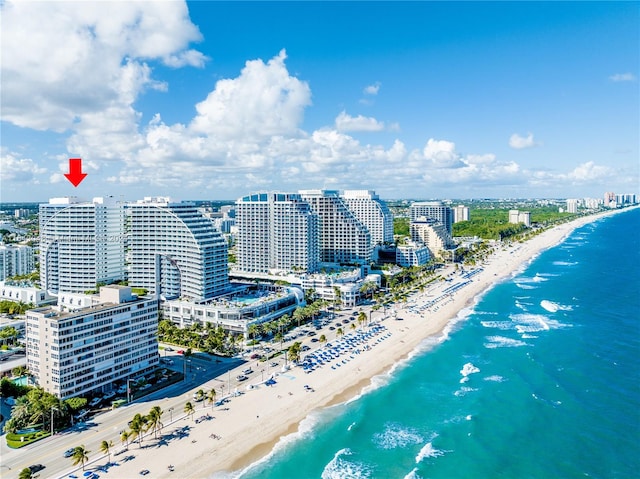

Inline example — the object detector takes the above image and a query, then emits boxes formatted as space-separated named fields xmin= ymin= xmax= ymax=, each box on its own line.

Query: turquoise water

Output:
xmin=234 ymin=209 xmax=640 ymax=479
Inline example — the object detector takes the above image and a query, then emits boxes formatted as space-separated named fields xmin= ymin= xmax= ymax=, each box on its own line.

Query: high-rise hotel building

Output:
xmin=340 ymin=190 xmax=394 ymax=246
xmin=39 ymin=197 xmax=126 ymax=294
xmin=0 ymin=244 xmax=35 ymax=281
xmin=410 ymin=201 xmax=454 ymax=234
xmin=235 ymin=192 xmax=319 ymax=274
xmin=126 ymin=197 xmax=229 ymax=301
xmin=299 ymin=190 xmax=372 ymax=265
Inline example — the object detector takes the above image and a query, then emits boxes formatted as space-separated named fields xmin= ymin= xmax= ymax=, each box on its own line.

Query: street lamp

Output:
xmin=168 ymin=407 xmax=174 ymax=422
xmin=50 ymin=406 xmax=59 ymax=436
xmin=127 ymin=379 xmax=135 ymax=403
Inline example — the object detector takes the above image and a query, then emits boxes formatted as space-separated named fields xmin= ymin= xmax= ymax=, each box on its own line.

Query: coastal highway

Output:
xmin=0 ymin=354 xmax=246 ymax=479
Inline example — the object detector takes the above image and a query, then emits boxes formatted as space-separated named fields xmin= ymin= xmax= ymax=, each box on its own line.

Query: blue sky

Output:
xmin=1 ymin=1 xmax=638 ymax=202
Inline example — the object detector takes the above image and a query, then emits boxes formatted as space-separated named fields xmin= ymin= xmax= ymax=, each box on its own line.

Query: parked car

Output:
xmin=29 ymin=464 xmax=45 ymax=473
xmin=177 ymin=350 xmax=184 ymax=355
xmin=164 ymin=347 xmax=174 ymax=351
xmin=236 ymin=375 xmax=248 ymax=381
xmin=88 ymin=397 xmax=101 ymax=407
xmin=242 ymin=368 xmax=253 ymax=375
xmin=64 ymin=448 xmax=75 ymax=458
xmin=102 ymin=391 xmax=116 ymax=401
xmin=117 ymin=385 xmax=128 ymax=394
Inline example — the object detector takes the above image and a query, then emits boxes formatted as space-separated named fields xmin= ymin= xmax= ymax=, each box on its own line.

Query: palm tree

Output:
xmin=206 ymin=389 xmax=217 ymax=410
xmin=195 ymin=388 xmax=205 ymax=406
xmin=289 ymin=341 xmax=302 ymax=364
xmin=184 ymin=401 xmax=195 ymax=421
xmin=71 ymin=445 xmax=90 ymax=471
xmin=333 ymin=286 xmax=342 ymax=310
xmin=357 ymin=311 xmax=367 ymax=329
xmin=99 ymin=440 xmax=113 ymax=465
xmin=350 ymin=323 xmax=356 ymax=331
xmin=336 ymin=327 xmax=344 ymax=339
xmin=318 ymin=334 xmax=327 ymax=346
xmin=120 ymin=430 xmax=130 ymax=450
xmin=129 ymin=413 xmax=146 ymax=447
xmin=147 ymin=406 xmax=164 ymax=438
xmin=18 ymin=468 xmax=33 ymax=479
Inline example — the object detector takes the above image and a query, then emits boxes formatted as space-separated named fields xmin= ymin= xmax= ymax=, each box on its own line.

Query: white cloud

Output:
xmin=0 ymin=151 xmax=47 ymax=183
xmin=0 ymin=0 xmax=205 ymax=132
xmin=421 ymin=139 xmax=464 ymax=168
xmin=609 ymin=73 xmax=637 ymax=82
xmin=566 ymin=161 xmax=613 ymax=182
xmin=190 ymin=50 xmax=311 ymax=139
xmin=509 ymin=132 xmax=538 ymax=149
xmin=363 ymin=82 xmax=381 ymax=95
xmin=335 ymin=111 xmax=385 ymax=132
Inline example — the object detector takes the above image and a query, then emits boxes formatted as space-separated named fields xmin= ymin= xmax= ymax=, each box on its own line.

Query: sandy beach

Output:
xmin=58 ymin=209 xmax=630 ymax=479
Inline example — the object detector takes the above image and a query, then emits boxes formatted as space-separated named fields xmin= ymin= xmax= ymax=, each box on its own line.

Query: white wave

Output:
xmin=484 ymin=336 xmax=528 ymax=349
xmin=520 ymin=334 xmax=538 ymax=339
xmin=403 ymin=468 xmax=423 ymax=479
xmin=480 ymin=320 xmax=513 ymax=330
xmin=454 ymin=386 xmax=478 ymax=397
xmin=553 ymin=260 xmax=578 ymax=266
xmin=415 ymin=436 xmax=447 ymax=463
xmin=347 ymin=422 xmax=356 ymax=431
xmin=372 ymin=422 xmax=423 ymax=450
xmin=321 ymin=448 xmax=372 ymax=479
xmin=540 ymin=300 xmax=573 ymax=313
xmin=510 ymin=313 xmax=571 ymax=333
xmin=515 ymin=283 xmax=536 ymax=290
xmin=459 ymin=362 xmax=480 ymax=383
xmin=514 ymin=300 xmax=527 ymax=311
xmin=483 ymin=375 xmax=505 ymax=382
xmin=516 ymin=274 xmax=548 ymax=284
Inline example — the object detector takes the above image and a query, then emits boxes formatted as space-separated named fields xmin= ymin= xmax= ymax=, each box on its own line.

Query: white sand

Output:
xmin=82 ymin=209 xmax=629 ymax=479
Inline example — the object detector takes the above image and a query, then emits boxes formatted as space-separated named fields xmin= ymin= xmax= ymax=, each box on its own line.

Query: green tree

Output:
xmin=71 ymin=445 xmax=90 ymax=471
xmin=128 ymin=413 xmax=146 ymax=447
xmin=336 ymin=327 xmax=344 ymax=339
xmin=318 ymin=334 xmax=327 ymax=346
xmin=357 ymin=311 xmax=367 ymax=329
xmin=18 ymin=468 xmax=34 ymax=479
xmin=120 ymin=430 xmax=131 ymax=450
xmin=184 ymin=401 xmax=195 ymax=421
xmin=288 ymin=342 xmax=301 ymax=364
xmin=206 ymin=388 xmax=217 ymax=410
xmin=147 ymin=406 xmax=164 ymax=439
xmin=99 ymin=440 xmax=113 ymax=464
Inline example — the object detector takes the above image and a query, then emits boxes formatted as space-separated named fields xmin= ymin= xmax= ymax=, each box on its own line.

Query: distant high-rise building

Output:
xmin=39 ymin=197 xmax=126 ymax=294
xmin=508 ymin=209 xmax=531 ymax=227
xmin=340 ymin=190 xmax=394 ymax=246
xmin=235 ymin=192 xmax=319 ymax=274
xmin=299 ymin=190 xmax=371 ymax=265
xmin=126 ymin=197 xmax=229 ymax=301
xmin=566 ymin=199 xmax=579 ymax=214
xmin=410 ymin=201 xmax=454 ymax=234
xmin=26 ymin=285 xmax=158 ymax=399
xmin=604 ymin=192 xmax=616 ymax=208
xmin=0 ymin=244 xmax=35 ymax=281
xmin=453 ymin=205 xmax=470 ymax=223
xmin=14 ymin=209 xmax=30 ymax=218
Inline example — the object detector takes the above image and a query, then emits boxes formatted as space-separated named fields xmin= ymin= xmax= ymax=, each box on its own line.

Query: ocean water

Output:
xmin=237 ymin=209 xmax=640 ymax=479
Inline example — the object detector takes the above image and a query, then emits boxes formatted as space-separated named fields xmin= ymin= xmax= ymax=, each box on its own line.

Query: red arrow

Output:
xmin=64 ymin=158 xmax=87 ymax=187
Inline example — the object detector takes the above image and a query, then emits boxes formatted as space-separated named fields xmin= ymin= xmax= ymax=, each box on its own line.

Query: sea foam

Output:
xmin=372 ymin=422 xmax=423 ymax=450
xmin=321 ymin=448 xmax=372 ymax=479
xmin=415 ymin=434 xmax=448 ymax=463
xmin=484 ymin=336 xmax=528 ymax=349
xmin=459 ymin=362 xmax=480 ymax=383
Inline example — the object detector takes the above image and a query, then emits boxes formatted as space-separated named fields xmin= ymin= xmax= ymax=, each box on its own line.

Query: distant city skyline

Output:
xmin=1 ymin=1 xmax=638 ymax=202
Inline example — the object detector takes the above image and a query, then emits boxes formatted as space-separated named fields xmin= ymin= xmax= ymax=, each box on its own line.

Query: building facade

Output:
xmin=299 ymin=190 xmax=371 ymax=265
xmin=396 ymin=242 xmax=431 ymax=267
xmin=452 ymin=205 xmax=470 ymax=223
xmin=39 ymin=197 xmax=126 ymax=295
xmin=410 ymin=201 xmax=454 ymax=234
xmin=508 ymin=209 xmax=531 ymax=227
xmin=26 ymin=286 xmax=158 ymax=399
xmin=410 ymin=217 xmax=455 ymax=259
xmin=340 ymin=190 xmax=394 ymax=246
xmin=235 ymin=193 xmax=319 ymax=274
xmin=0 ymin=244 xmax=35 ymax=281
xmin=126 ymin=197 xmax=229 ymax=301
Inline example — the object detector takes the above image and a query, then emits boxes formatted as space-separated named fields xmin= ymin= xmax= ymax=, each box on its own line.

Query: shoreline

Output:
xmin=65 ymin=207 xmax=635 ymax=479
